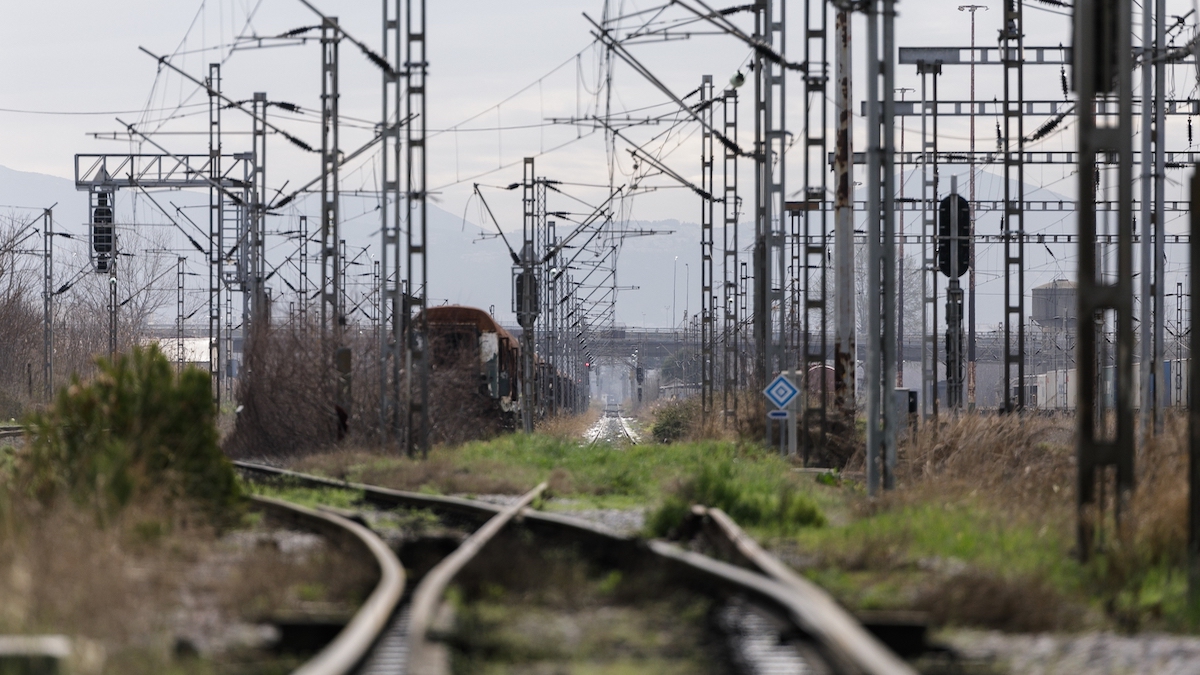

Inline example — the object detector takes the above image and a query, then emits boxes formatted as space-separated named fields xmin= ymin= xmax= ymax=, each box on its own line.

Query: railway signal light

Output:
xmin=937 ymin=194 xmax=971 ymax=279
xmin=91 ymin=190 xmax=115 ymax=273
xmin=513 ymin=270 xmax=539 ymax=329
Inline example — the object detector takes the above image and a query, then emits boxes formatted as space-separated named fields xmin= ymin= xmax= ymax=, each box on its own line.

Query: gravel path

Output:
xmin=556 ymin=507 xmax=645 ymax=536
xmin=942 ymin=629 xmax=1200 ymax=675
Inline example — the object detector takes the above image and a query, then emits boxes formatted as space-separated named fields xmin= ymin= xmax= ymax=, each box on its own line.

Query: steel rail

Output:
xmin=234 ymin=460 xmax=914 ymax=675
xmin=406 ymin=482 xmax=547 ymax=675
xmin=248 ymin=495 xmax=405 ymax=675
xmin=0 ymin=426 xmax=23 ymax=440
xmin=694 ymin=505 xmax=917 ymax=675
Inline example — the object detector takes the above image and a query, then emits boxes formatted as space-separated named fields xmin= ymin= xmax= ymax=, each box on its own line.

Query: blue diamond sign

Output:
xmin=763 ymin=374 xmax=799 ymax=410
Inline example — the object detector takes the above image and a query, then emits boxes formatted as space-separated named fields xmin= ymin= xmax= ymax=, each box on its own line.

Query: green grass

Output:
xmin=309 ymin=434 xmax=826 ymax=525
xmin=243 ymin=482 xmax=364 ymax=511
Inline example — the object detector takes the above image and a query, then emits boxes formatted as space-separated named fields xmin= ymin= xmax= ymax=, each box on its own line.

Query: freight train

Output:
xmin=423 ymin=305 xmax=585 ymax=427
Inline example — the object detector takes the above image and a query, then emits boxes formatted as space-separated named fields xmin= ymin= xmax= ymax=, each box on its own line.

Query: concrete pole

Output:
xmin=896 ymin=87 xmax=913 ymax=389
xmin=866 ymin=1 xmax=882 ymax=495
xmin=42 ymin=208 xmax=52 ymax=402
xmin=1154 ymin=0 xmax=1167 ymax=432
xmin=833 ymin=6 xmax=856 ymax=420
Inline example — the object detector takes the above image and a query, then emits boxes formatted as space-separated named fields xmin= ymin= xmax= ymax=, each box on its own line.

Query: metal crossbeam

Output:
xmin=835 ymin=199 xmax=1192 ymax=212
xmin=838 ymin=150 xmax=1200 ymax=165
xmin=899 ymin=45 xmax=1071 ymax=65
xmin=864 ymin=98 xmax=1200 ymax=116
xmin=74 ymin=154 xmax=250 ymax=190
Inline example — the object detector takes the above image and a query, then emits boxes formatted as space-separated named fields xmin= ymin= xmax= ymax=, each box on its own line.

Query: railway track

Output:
xmin=585 ymin=414 xmax=640 ymax=445
xmin=0 ymin=425 xmax=23 ymax=440
xmin=234 ymin=460 xmax=917 ymax=675
xmin=247 ymin=493 xmax=405 ymax=675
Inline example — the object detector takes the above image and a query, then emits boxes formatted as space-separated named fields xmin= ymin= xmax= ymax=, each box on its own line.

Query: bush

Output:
xmin=648 ymin=457 xmax=825 ymax=536
xmin=650 ymin=399 xmax=699 ymax=443
xmin=18 ymin=346 xmax=240 ymax=524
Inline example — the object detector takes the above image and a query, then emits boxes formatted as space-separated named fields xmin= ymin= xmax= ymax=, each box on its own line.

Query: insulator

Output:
xmin=284 ymin=133 xmax=315 ymax=153
xmin=1026 ymin=112 xmax=1066 ymax=143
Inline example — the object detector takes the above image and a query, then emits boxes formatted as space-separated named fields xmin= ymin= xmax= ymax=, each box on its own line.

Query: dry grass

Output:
xmin=787 ymin=410 xmax=1197 ymax=633
xmin=895 ymin=412 xmax=1076 ymax=518
xmin=537 ymin=407 xmax=601 ymax=441
xmin=0 ymin=493 xmax=376 ymax=673
xmin=292 ymin=445 xmax=538 ymax=496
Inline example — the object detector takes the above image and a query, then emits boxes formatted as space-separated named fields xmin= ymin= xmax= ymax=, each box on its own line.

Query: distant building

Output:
xmin=1031 ymin=279 xmax=1076 ymax=329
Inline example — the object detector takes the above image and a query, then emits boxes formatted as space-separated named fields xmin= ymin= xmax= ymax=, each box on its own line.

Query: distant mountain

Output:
xmin=0 ymin=163 xmax=1076 ymax=331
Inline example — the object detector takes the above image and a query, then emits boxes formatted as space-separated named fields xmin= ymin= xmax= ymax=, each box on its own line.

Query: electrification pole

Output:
xmin=865 ymin=0 xmax=898 ymax=494
xmin=959 ymin=4 xmax=985 ymax=411
xmin=518 ymin=158 xmax=538 ymax=434
xmin=1075 ymin=0 xmax=1135 ymax=561
xmin=405 ymin=0 xmax=431 ymax=457
xmin=833 ymin=4 xmax=855 ymax=420
xmin=42 ymin=208 xmax=52 ymax=401
xmin=380 ymin=0 xmax=403 ymax=447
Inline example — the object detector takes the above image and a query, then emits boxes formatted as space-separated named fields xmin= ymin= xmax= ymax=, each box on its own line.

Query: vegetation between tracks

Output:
xmin=446 ymin=533 xmax=730 ymax=674
xmin=292 ymin=433 xmax=828 ymax=532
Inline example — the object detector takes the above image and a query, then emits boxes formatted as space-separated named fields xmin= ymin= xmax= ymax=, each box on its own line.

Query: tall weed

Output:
xmin=18 ymin=346 xmax=240 ymax=524
xmin=648 ymin=456 xmax=825 ymax=536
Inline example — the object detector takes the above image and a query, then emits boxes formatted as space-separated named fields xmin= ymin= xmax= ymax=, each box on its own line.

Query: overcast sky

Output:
xmin=2 ymin=1 xmax=1197 ymax=328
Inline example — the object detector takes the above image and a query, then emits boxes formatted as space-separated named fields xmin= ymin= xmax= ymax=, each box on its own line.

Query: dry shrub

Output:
xmin=224 ymin=323 xmax=337 ymax=459
xmin=914 ymin=570 xmax=1078 ymax=633
xmin=425 ymin=333 xmax=508 ymax=447
xmin=225 ymin=321 xmax=510 ymax=459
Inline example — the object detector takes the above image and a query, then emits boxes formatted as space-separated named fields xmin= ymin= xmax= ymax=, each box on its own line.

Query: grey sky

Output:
xmin=1 ymin=1 xmax=1196 ymax=328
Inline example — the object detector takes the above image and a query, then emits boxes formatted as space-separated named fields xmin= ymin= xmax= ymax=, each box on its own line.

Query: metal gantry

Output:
xmin=722 ymin=87 xmax=741 ymax=428
xmin=801 ymin=0 xmax=830 ymax=462
xmin=700 ymin=75 xmax=716 ymax=416
xmin=249 ymin=93 xmax=268 ymax=339
xmin=207 ymin=64 xmax=224 ymax=406
xmin=919 ymin=60 xmax=942 ymax=420
xmin=405 ymin=0 xmax=430 ymax=456
xmin=319 ymin=16 xmax=346 ymax=432
xmin=1075 ymin=0 xmax=1135 ymax=560
xmin=1001 ymin=0 xmax=1026 ymax=413
xmin=753 ymin=0 xmax=787 ymax=407
xmin=380 ymin=0 xmax=404 ymax=445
